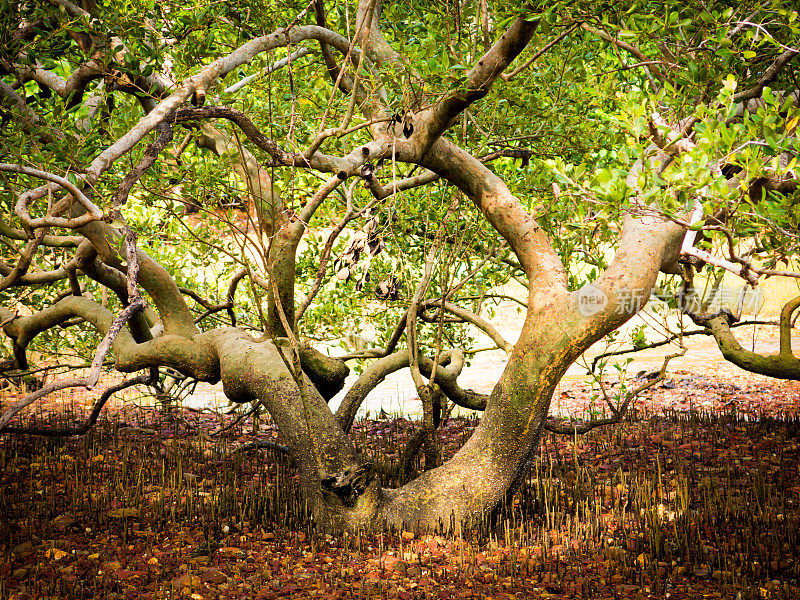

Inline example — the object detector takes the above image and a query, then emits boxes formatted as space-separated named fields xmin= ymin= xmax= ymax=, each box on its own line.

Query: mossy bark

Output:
xmin=206 ymin=329 xmax=379 ymax=531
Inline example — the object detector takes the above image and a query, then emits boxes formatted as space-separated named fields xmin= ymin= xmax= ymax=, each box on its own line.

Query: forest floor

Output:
xmin=1 ymin=367 xmax=799 ymax=600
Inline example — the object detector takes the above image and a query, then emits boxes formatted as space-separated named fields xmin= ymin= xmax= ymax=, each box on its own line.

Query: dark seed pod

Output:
xmin=403 ymin=111 xmax=414 ymax=138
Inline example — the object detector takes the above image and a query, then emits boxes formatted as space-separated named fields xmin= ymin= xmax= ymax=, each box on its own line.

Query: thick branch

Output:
xmin=335 ymin=349 xmax=485 ymax=433
xmin=416 ymin=18 xmax=538 ymax=150
xmin=701 ymin=312 xmax=800 ymax=380
xmin=1 ymin=163 xmax=103 ymax=229
xmin=85 ymin=25 xmax=366 ymax=183
xmin=779 ymin=295 xmax=800 ymax=357
xmin=501 ymin=21 xmax=581 ymax=81
xmin=0 ymin=231 xmax=148 ymax=430
xmin=733 ymin=48 xmax=800 ymax=102
xmin=12 ymin=59 xmax=103 ymax=103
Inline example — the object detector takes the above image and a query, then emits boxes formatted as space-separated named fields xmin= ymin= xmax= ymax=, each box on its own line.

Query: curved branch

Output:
xmin=86 ymin=25 xmax=367 ymax=183
xmin=701 ymin=312 xmax=800 ymax=380
xmin=501 ymin=21 xmax=581 ymax=81
xmin=0 ymin=261 xmax=68 ymax=287
xmin=590 ymin=319 xmax=778 ymax=372
xmin=335 ymin=348 xmax=486 ymax=432
xmin=1 ymin=163 xmax=103 ymax=229
xmin=779 ymin=295 xmax=800 ymax=357
xmin=589 ymin=214 xmax=685 ymax=331
xmin=75 ymin=217 xmax=197 ymax=337
xmin=2 ymin=296 xmax=218 ymax=378
xmin=545 ymin=351 xmax=680 ymax=434
xmin=178 ymin=105 xmax=385 ymax=176
xmin=367 ymin=168 xmax=440 ymax=199
xmin=1 ymin=370 xmax=155 ymax=435
xmin=13 ymin=59 xmax=103 ymax=103
xmin=417 ymin=18 xmax=539 ymax=150
xmin=422 ymin=299 xmax=513 ymax=355
xmin=0 ymin=221 xmax=81 ymax=247
xmin=0 ymin=292 xmax=145 ymax=430
xmin=0 ymin=229 xmax=46 ymax=293
xmin=73 ymin=242 xmax=156 ymax=342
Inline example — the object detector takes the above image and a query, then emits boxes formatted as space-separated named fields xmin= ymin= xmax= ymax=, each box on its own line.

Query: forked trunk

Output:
xmin=206 ymin=212 xmax=683 ymax=533
xmin=379 ymin=293 xmax=591 ymax=530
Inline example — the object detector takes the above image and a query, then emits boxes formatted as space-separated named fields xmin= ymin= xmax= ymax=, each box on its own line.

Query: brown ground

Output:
xmin=1 ymin=367 xmax=799 ymax=600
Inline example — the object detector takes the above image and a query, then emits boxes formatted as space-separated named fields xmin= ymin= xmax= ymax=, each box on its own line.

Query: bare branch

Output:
xmin=422 ymin=300 xmax=513 ymax=355
xmin=590 ymin=318 xmax=777 ymax=372
xmin=224 ymin=46 xmax=313 ymax=94
xmin=1 ymin=163 xmax=103 ymax=229
xmin=177 ymin=106 xmax=350 ymax=173
xmin=1 ymin=370 xmax=155 ymax=436
xmin=501 ymin=21 xmax=581 ymax=81
xmin=546 ymin=350 xmax=683 ymax=435
xmin=0 ymin=221 xmax=81 ymax=247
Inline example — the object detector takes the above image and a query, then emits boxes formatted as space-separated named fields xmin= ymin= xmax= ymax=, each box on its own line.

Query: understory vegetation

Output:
xmin=2 ymin=374 xmax=799 ymax=599
xmin=3 ymin=0 xmax=800 ymax=576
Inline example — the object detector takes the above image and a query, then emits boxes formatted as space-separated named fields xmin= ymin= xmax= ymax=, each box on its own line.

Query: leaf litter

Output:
xmin=1 ymin=368 xmax=799 ymax=599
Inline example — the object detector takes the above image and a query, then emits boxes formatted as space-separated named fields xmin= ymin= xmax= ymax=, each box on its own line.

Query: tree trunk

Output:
xmin=201 ymin=211 xmax=684 ymax=533
xmin=379 ymin=294 xmax=583 ymax=530
xmin=265 ymin=228 xmax=299 ymax=337
xmin=207 ymin=328 xmax=381 ymax=531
